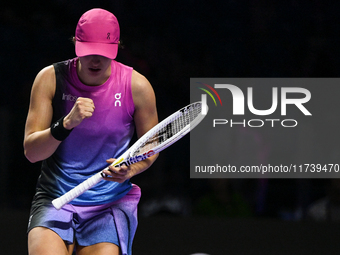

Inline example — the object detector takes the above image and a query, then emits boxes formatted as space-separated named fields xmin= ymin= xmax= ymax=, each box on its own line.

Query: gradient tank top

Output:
xmin=36 ymin=58 xmax=135 ymax=205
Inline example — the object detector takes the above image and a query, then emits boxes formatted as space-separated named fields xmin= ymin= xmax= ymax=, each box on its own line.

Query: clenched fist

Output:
xmin=63 ymin=97 xmax=95 ymax=129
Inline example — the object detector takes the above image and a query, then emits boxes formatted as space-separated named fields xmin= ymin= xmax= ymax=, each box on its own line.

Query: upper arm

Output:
xmin=131 ymin=70 xmax=158 ymax=138
xmin=24 ymin=65 xmax=56 ymax=141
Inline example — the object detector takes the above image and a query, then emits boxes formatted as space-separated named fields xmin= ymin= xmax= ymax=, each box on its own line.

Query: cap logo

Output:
xmin=107 ymin=33 xmax=110 ymax=40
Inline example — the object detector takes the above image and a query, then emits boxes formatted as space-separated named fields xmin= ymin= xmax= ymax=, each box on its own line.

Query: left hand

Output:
xmin=102 ymin=158 xmax=132 ymax=183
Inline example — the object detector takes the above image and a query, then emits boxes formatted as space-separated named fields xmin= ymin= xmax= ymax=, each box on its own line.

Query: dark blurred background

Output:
xmin=1 ymin=1 xmax=340 ymax=254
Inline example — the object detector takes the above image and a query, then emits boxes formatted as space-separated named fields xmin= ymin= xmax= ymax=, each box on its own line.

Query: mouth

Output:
xmin=88 ymin=67 xmax=101 ymax=73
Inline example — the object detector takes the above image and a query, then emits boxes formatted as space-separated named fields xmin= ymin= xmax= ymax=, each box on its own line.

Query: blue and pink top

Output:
xmin=36 ymin=57 xmax=135 ymax=205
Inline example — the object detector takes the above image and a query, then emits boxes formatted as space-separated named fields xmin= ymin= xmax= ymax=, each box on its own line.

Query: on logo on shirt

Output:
xmin=115 ymin=93 xmax=122 ymax=107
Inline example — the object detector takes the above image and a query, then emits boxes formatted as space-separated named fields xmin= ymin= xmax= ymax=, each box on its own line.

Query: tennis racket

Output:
xmin=52 ymin=101 xmax=208 ymax=210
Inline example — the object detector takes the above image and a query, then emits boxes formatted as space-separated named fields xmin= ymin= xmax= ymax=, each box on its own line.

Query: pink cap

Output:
xmin=75 ymin=8 xmax=120 ymax=59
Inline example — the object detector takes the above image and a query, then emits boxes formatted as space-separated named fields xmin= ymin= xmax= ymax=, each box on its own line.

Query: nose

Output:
xmin=91 ymin=55 xmax=101 ymax=65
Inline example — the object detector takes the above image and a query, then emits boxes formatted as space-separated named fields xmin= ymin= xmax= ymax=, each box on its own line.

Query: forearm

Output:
xmin=24 ymin=129 xmax=61 ymax=163
xmin=104 ymin=153 xmax=159 ymax=183
xmin=129 ymin=153 xmax=159 ymax=177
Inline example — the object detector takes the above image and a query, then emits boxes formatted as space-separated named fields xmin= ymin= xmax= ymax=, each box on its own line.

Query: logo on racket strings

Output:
xmin=115 ymin=150 xmax=155 ymax=167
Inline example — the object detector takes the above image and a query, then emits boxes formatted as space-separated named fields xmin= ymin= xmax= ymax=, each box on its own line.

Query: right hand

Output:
xmin=63 ymin=97 xmax=95 ymax=129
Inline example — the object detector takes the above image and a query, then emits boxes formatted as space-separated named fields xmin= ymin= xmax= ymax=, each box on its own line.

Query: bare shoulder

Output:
xmin=37 ymin=64 xmax=55 ymax=77
xmin=130 ymin=70 xmax=158 ymax=137
xmin=25 ymin=65 xmax=56 ymax=138
xmin=34 ymin=65 xmax=56 ymax=88
xmin=27 ymin=65 xmax=56 ymax=124
xmin=31 ymin=65 xmax=56 ymax=99
xmin=131 ymin=70 xmax=156 ymax=108
xmin=131 ymin=70 xmax=153 ymax=94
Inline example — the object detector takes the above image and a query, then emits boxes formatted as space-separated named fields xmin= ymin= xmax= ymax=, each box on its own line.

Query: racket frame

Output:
xmin=52 ymin=101 xmax=207 ymax=210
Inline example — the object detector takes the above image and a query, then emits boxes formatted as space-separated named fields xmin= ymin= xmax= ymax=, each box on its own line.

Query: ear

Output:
xmin=69 ymin=36 xmax=76 ymax=45
xmin=118 ymin=40 xmax=124 ymax=49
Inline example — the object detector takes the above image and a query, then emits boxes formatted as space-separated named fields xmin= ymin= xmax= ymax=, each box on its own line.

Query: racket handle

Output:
xmin=52 ymin=172 xmax=104 ymax=210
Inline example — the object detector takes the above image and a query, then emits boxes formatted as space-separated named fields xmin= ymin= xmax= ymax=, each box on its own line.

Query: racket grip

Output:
xmin=52 ymin=172 xmax=104 ymax=210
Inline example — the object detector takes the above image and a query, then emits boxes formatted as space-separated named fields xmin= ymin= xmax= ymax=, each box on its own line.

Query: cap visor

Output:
xmin=76 ymin=41 xmax=118 ymax=59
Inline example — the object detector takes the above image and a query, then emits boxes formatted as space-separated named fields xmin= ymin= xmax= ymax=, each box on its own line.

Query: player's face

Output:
xmin=77 ymin=55 xmax=112 ymax=86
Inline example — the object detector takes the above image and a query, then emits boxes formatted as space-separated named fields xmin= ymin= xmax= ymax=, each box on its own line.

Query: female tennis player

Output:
xmin=24 ymin=8 xmax=158 ymax=255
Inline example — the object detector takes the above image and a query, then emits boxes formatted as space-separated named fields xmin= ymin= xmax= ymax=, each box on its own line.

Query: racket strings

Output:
xmin=133 ymin=103 xmax=202 ymax=156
